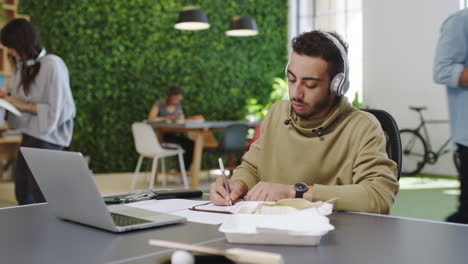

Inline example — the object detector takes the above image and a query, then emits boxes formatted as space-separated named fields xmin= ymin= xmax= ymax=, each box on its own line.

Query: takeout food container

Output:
xmin=231 ymin=199 xmax=333 ymax=216
xmin=219 ymin=203 xmax=335 ymax=246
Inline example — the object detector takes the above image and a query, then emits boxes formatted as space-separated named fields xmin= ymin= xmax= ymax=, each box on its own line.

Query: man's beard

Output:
xmin=291 ymin=93 xmax=333 ymax=120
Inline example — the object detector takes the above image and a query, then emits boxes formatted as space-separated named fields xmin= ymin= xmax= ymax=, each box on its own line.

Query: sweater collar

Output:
xmin=288 ymin=96 xmax=355 ymax=137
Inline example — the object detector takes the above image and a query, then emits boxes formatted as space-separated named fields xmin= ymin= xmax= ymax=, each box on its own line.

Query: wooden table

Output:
xmin=148 ymin=121 xmax=258 ymax=188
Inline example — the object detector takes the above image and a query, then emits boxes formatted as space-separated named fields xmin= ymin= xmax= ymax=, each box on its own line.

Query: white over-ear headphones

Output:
xmin=285 ymin=31 xmax=349 ymax=96
xmin=322 ymin=32 xmax=349 ymax=96
xmin=25 ymin=49 xmax=46 ymax=67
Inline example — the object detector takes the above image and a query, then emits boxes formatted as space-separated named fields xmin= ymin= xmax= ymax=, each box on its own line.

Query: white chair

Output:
xmin=130 ymin=122 xmax=189 ymax=190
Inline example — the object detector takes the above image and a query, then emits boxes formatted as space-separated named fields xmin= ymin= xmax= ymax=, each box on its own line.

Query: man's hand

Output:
xmin=244 ymin=181 xmax=294 ymax=202
xmin=210 ymin=178 xmax=247 ymax=205
xmin=0 ymin=89 xmax=7 ymax=98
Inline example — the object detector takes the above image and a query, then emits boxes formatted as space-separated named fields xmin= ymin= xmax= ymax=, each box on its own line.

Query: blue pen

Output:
xmin=218 ymin=158 xmax=232 ymax=206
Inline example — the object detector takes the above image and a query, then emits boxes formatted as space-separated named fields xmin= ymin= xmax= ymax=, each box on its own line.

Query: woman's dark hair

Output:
xmin=292 ymin=30 xmax=347 ymax=80
xmin=167 ymin=86 xmax=184 ymax=98
xmin=1 ymin=18 xmax=43 ymax=95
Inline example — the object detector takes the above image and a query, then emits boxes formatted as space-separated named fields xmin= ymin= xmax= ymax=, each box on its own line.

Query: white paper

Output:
xmin=0 ymin=98 xmax=21 ymax=116
xmin=126 ymin=199 xmax=208 ymax=213
xmin=126 ymin=199 xmax=231 ymax=225
xmin=171 ymin=209 xmax=231 ymax=225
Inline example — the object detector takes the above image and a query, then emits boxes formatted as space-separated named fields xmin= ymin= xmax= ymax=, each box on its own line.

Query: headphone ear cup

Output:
xmin=330 ymin=73 xmax=344 ymax=95
xmin=340 ymin=80 xmax=350 ymax=96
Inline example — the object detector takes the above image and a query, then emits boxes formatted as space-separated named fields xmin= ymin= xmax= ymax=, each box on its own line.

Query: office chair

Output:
xmin=130 ymin=122 xmax=189 ymax=190
xmin=206 ymin=124 xmax=249 ymax=174
xmin=245 ymin=123 xmax=261 ymax=151
xmin=361 ymin=109 xmax=402 ymax=180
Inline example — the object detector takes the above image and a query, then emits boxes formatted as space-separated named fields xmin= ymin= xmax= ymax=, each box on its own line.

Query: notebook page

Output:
xmin=126 ymin=199 xmax=208 ymax=213
xmin=171 ymin=209 xmax=231 ymax=225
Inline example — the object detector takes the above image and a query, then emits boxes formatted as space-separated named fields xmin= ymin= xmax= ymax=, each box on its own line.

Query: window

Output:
xmin=290 ymin=0 xmax=363 ymax=103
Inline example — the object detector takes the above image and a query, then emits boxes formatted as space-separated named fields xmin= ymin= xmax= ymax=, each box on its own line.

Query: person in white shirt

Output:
xmin=0 ymin=18 xmax=75 ymax=205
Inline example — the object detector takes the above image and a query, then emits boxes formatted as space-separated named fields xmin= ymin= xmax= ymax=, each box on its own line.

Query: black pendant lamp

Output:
xmin=226 ymin=16 xmax=258 ymax=36
xmin=175 ymin=6 xmax=210 ymax=30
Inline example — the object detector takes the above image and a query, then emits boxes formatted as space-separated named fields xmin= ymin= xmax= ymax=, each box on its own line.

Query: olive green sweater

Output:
xmin=232 ymin=97 xmax=399 ymax=214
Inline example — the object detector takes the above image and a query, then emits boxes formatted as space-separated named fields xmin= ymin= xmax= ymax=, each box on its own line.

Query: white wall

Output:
xmin=362 ymin=0 xmax=460 ymax=175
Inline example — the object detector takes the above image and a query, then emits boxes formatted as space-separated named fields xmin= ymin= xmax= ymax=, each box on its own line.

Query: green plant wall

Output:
xmin=19 ymin=0 xmax=288 ymax=172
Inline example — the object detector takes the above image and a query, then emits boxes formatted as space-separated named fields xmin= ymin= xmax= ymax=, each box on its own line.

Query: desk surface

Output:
xmin=1 ymin=204 xmax=467 ymax=264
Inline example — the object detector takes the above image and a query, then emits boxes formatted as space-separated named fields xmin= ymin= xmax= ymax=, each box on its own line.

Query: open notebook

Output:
xmin=191 ymin=202 xmax=235 ymax=214
xmin=191 ymin=199 xmax=336 ymax=216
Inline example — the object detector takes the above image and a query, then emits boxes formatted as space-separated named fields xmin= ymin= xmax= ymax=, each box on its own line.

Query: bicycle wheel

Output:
xmin=400 ymin=129 xmax=427 ymax=175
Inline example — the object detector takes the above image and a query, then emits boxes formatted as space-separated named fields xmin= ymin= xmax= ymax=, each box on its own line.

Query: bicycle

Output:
xmin=400 ymin=106 xmax=460 ymax=175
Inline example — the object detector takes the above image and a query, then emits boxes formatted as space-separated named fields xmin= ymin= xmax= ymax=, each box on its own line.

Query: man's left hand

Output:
xmin=244 ymin=181 xmax=294 ymax=201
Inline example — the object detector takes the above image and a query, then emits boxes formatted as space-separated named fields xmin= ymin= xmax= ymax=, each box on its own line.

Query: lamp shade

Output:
xmin=226 ymin=16 xmax=258 ymax=36
xmin=175 ymin=7 xmax=210 ymax=30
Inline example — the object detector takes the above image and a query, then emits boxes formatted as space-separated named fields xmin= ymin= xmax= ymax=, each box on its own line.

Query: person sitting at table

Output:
xmin=210 ymin=30 xmax=399 ymax=214
xmin=148 ymin=86 xmax=201 ymax=170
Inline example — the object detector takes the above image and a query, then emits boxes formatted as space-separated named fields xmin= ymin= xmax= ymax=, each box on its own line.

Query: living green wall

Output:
xmin=19 ymin=0 xmax=288 ymax=172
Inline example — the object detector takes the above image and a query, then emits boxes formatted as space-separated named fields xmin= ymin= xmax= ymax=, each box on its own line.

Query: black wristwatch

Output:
xmin=294 ymin=182 xmax=309 ymax=198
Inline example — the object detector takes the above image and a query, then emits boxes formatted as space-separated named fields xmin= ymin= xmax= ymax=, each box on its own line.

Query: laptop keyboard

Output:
xmin=110 ymin=212 xmax=151 ymax=227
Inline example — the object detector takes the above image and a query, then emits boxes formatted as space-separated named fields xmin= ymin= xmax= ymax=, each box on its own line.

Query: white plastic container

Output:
xmin=231 ymin=200 xmax=333 ymax=216
xmin=218 ymin=210 xmax=335 ymax=246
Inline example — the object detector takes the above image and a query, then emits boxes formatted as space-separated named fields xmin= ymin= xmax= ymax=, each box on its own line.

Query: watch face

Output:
xmin=294 ymin=182 xmax=308 ymax=192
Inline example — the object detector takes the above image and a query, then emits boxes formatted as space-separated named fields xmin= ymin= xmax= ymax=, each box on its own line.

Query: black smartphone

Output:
xmin=152 ymin=189 xmax=203 ymax=199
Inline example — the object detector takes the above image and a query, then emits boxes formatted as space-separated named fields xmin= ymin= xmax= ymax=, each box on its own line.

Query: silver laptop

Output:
xmin=21 ymin=147 xmax=186 ymax=232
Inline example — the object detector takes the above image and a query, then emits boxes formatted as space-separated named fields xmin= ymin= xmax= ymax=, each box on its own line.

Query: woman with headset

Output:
xmin=0 ymin=19 xmax=76 ymax=205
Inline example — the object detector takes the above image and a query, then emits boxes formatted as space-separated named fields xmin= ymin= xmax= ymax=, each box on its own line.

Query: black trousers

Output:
xmin=15 ymin=134 xmax=63 ymax=205
xmin=163 ymin=133 xmax=194 ymax=170
xmin=457 ymin=143 xmax=468 ymax=215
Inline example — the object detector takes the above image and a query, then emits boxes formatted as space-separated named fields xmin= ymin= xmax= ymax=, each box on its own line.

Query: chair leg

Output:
xmin=161 ymin=157 xmax=167 ymax=187
xmin=131 ymin=156 xmax=144 ymax=190
xmin=149 ymin=157 xmax=159 ymax=189
xmin=178 ymin=152 xmax=189 ymax=189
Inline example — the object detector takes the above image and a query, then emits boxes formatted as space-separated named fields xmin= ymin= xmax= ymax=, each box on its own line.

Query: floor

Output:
xmin=391 ymin=176 xmax=460 ymax=221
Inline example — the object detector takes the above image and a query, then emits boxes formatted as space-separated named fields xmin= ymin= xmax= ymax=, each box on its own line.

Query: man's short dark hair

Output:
xmin=292 ymin=31 xmax=348 ymax=80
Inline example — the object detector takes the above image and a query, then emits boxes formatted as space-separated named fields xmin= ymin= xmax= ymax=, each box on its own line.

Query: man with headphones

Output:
xmin=210 ymin=30 xmax=399 ymax=214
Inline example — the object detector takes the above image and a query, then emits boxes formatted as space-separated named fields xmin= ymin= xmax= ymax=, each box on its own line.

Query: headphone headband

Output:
xmin=285 ymin=31 xmax=350 ymax=96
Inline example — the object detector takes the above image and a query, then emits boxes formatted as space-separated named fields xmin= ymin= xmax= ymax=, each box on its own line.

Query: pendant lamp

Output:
xmin=226 ymin=16 xmax=258 ymax=36
xmin=175 ymin=6 xmax=210 ymax=30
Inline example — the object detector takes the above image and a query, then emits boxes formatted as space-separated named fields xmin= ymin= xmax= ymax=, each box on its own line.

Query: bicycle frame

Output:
xmin=413 ymin=111 xmax=451 ymax=159
xmin=401 ymin=107 xmax=460 ymax=175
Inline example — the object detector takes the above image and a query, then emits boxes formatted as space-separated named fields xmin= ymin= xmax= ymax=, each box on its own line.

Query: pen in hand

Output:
xmin=218 ymin=158 xmax=232 ymax=206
